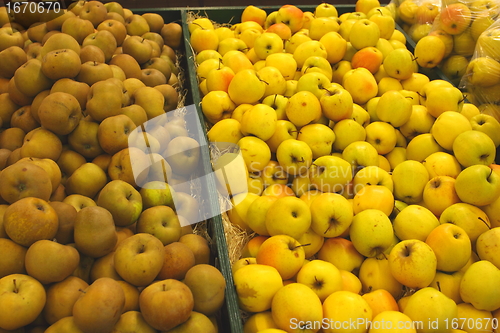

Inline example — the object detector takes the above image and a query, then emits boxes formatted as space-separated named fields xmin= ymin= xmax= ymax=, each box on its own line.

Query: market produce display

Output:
xmin=188 ymin=3 xmax=500 ymax=333
xmin=0 ymin=1 xmax=227 ymax=332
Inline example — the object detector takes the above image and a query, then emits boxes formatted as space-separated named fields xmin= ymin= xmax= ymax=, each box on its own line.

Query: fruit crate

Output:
xmin=128 ymin=7 xmax=241 ymax=333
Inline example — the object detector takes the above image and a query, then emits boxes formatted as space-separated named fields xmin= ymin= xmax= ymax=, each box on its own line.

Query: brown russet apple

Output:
xmin=164 ymin=136 xmax=201 ymax=177
xmin=10 ymin=105 xmax=39 ymax=133
xmin=17 ymin=157 xmax=62 ymax=195
xmin=25 ymin=42 xmax=42 ymax=61
xmin=67 ymin=119 xmax=105 ymax=159
xmin=114 ymin=232 xmax=165 ymax=287
xmin=0 ymin=238 xmax=27 ymax=278
xmin=107 ymin=11 xmax=125 ymax=24
xmin=40 ymin=32 xmax=81 ymax=58
xmin=97 ymin=19 xmax=127 ymax=46
xmin=121 ymin=104 xmax=148 ymax=127
xmin=179 ymin=233 xmax=211 ymax=265
xmin=140 ymin=68 xmax=167 ymax=87
xmin=20 ymin=127 xmax=63 ymax=160
xmin=50 ymin=183 xmax=67 ymax=202
xmin=0 ymin=93 xmax=20 ymax=128
xmin=134 ymin=86 xmax=166 ymax=120
xmin=113 ymin=310 xmax=157 ymax=333
xmin=0 ymin=149 xmax=11 ymax=170
xmin=89 ymin=251 xmax=121 ymax=282
xmin=74 ymin=206 xmax=117 ymax=258
xmin=41 ymin=30 xmax=62 ymax=45
xmin=155 ymin=83 xmax=179 ymax=112
xmin=44 ymin=10 xmax=76 ymax=31
xmin=5 ymin=147 xmax=22 ymax=167
xmin=79 ymin=44 xmax=106 ymax=63
xmin=161 ymin=44 xmax=177 ymax=64
xmin=139 ymin=278 xmax=194 ymax=331
xmin=142 ymin=57 xmax=172 ymax=82
xmin=78 ymin=0 xmax=108 ymax=28
xmin=145 ymin=38 xmax=162 ymax=58
xmin=136 ymin=205 xmax=181 ymax=245
xmin=142 ymin=32 xmax=165 ymax=50
xmin=62 ymin=194 xmax=97 ymax=212
xmin=92 ymin=153 xmax=112 ymax=172
xmin=161 ymin=22 xmax=183 ymax=49
xmin=25 ymin=239 xmax=80 ymax=284
xmin=125 ymin=14 xmax=150 ymax=36
xmin=27 ymin=22 xmax=49 ymax=43
xmin=156 ymin=242 xmax=195 ymax=280
xmin=0 ymin=204 xmax=8 ymax=237
xmin=110 ymin=64 xmax=127 ymax=81
xmin=61 ymin=16 xmax=95 ymax=45
xmin=96 ymin=179 xmax=143 ymax=227
xmin=183 ymin=264 xmax=226 ymax=316
xmin=0 ymin=127 xmax=25 ymax=151
xmin=7 ymin=76 xmax=35 ymax=107
xmin=107 ymin=147 xmax=150 ymax=188
xmin=0 ymin=273 xmax=47 ymax=331
xmin=57 ymin=148 xmax=87 ymax=182
xmin=38 ymin=91 xmax=82 ymax=135
xmin=82 ymin=29 xmax=118 ymax=63
xmin=123 ymin=77 xmax=146 ymax=95
xmin=50 ymin=78 xmax=90 ymax=110
xmin=114 ymin=226 xmax=135 ymax=251
xmin=68 ymin=0 xmax=86 ymax=15
xmin=116 ymin=280 xmax=141 ymax=313
xmin=65 ymin=162 xmax=108 ymax=199
xmin=41 ymin=48 xmax=82 ymax=80
xmin=85 ymin=79 xmax=124 ymax=122
xmin=0 ymin=46 xmax=27 ymax=79
xmin=109 ymin=53 xmax=142 ymax=79
xmin=43 ymin=276 xmax=89 ymax=325
xmin=72 ymin=277 xmax=125 ymax=333
xmin=71 ymin=250 xmax=95 ymax=284
xmin=3 ymin=196 xmax=59 ymax=247
xmin=142 ymin=13 xmax=164 ymax=33
xmin=49 ymin=201 xmax=77 ymax=244
xmin=0 ymin=78 xmax=8 ymax=93
xmin=103 ymin=1 xmax=125 ymax=17
xmin=122 ymin=35 xmax=153 ymax=65
xmin=76 ymin=61 xmax=114 ymax=86
xmin=0 ymin=160 xmax=52 ymax=203
xmin=97 ymin=114 xmax=137 ymax=155
xmin=166 ymin=311 xmax=217 ymax=333
xmin=0 ymin=27 xmax=24 ymax=52
xmin=29 ymin=89 xmax=50 ymax=124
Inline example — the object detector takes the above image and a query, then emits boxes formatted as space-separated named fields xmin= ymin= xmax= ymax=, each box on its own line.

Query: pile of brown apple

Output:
xmin=0 ymin=1 xmax=226 ymax=332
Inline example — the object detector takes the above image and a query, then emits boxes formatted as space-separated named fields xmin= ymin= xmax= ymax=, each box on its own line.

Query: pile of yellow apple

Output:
xmin=397 ymin=0 xmax=500 ymax=88
xmin=190 ymin=3 xmax=500 ymax=333
xmin=0 ymin=1 xmax=227 ymax=332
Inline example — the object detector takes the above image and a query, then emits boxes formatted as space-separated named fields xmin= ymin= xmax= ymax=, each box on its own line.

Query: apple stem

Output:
xmin=478 ymin=216 xmax=491 ymax=230
xmin=436 ymin=281 xmax=441 ymax=292
xmin=191 ymin=22 xmax=204 ymax=29
xmin=411 ymin=55 xmax=418 ymax=62
xmin=78 ymin=288 xmax=86 ymax=294
xmin=12 ymin=279 xmax=18 ymax=294
xmin=459 ymin=94 xmax=466 ymax=104
xmin=293 ymin=243 xmax=311 ymax=250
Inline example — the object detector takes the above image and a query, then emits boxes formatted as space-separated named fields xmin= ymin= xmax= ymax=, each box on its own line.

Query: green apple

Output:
xmin=393 ymin=204 xmax=439 ymax=241
xmin=265 ymin=196 xmax=311 ymax=240
xmin=406 ymin=133 xmax=445 ymax=163
xmin=332 ymin=119 xmax=367 ymax=152
xmin=253 ymin=32 xmax=284 ymax=60
xmin=352 ymin=165 xmax=393 ymax=194
xmin=319 ymin=86 xmax=354 ymax=122
xmin=293 ymin=40 xmax=327 ymax=69
xmin=227 ymin=68 xmax=266 ymax=105
xmin=296 ymin=71 xmax=331 ymax=99
xmin=455 ymin=164 xmax=500 ymax=206
xmin=297 ymin=123 xmax=335 ymax=159
xmin=476 ymin=227 xmax=500 ymax=269
xmin=276 ymin=138 xmax=313 ymax=176
xmin=310 ymin=192 xmax=353 ymax=238
xmin=460 ymin=260 xmax=500 ymax=311
xmin=376 ymin=90 xmax=412 ymax=127
xmin=257 ymin=65 xmax=287 ymax=98
xmin=453 ymin=130 xmax=496 ymax=167
xmin=392 ymin=160 xmax=429 ymax=204
xmin=389 ymin=239 xmax=437 ymax=289
xmin=350 ymin=208 xmax=394 ymax=257
xmin=470 ymin=113 xmax=500 ymax=147
xmin=309 ymin=155 xmax=352 ymax=193
xmin=265 ymin=119 xmax=298 ymax=153
xmin=365 ymin=121 xmax=397 ymax=155
xmin=256 ymin=234 xmax=306 ymax=280
xmin=286 ymin=90 xmax=322 ymax=128
xmin=265 ymin=52 xmax=297 ymax=80
xmin=349 ymin=19 xmax=380 ymax=50
xmin=342 ymin=67 xmax=378 ymax=105
xmin=425 ymin=223 xmax=471 ymax=273
xmin=358 ymin=256 xmax=404 ymax=299
xmin=422 ymin=175 xmax=461 ymax=217
xmin=342 ymin=141 xmax=379 ymax=171
xmin=431 ymin=111 xmax=472 ymax=151
xmin=296 ymin=260 xmax=342 ymax=302
xmin=439 ymin=202 xmax=491 ymax=245
xmin=240 ymin=103 xmax=278 ymax=142
xmin=414 ymin=35 xmax=446 ymax=69
xmin=404 ymin=287 xmax=458 ymax=333
xmin=201 ymin=90 xmax=236 ymax=124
